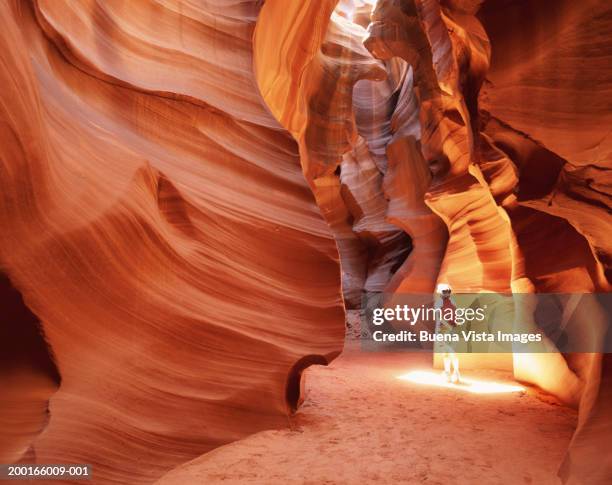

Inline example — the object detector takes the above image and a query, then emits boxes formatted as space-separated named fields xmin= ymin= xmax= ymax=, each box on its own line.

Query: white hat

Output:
xmin=436 ymin=283 xmax=452 ymax=294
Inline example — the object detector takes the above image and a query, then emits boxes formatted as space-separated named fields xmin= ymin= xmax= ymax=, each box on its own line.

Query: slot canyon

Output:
xmin=0 ymin=0 xmax=610 ymax=484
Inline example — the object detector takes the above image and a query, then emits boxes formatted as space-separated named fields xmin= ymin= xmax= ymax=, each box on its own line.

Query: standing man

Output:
xmin=435 ymin=283 xmax=462 ymax=383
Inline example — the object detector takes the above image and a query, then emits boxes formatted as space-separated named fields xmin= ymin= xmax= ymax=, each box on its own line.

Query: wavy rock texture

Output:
xmin=1 ymin=0 xmax=611 ymax=484
xmin=478 ymin=0 xmax=612 ymax=282
xmin=0 ymin=1 xmax=344 ymax=483
xmin=476 ymin=1 xmax=612 ymax=482
xmin=255 ymin=0 xmax=413 ymax=309
xmin=255 ymin=0 xmax=610 ymax=482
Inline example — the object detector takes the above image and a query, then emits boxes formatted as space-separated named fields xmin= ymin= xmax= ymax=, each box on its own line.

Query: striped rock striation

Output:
xmin=255 ymin=0 xmax=611 ymax=483
xmin=0 ymin=1 xmax=344 ymax=483
xmin=1 ymin=0 xmax=610 ymax=483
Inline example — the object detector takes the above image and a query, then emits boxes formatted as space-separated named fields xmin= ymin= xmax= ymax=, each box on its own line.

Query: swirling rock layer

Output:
xmin=0 ymin=1 xmax=344 ymax=483
xmin=1 ymin=0 xmax=611 ymax=484
xmin=255 ymin=0 xmax=611 ymax=483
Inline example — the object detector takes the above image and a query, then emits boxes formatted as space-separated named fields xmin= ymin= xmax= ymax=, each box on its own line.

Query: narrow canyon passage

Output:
xmin=156 ymin=345 xmax=576 ymax=485
xmin=0 ymin=0 xmax=609 ymax=483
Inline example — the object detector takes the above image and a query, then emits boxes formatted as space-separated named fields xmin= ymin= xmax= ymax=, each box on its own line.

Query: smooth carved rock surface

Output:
xmin=0 ymin=1 xmax=344 ymax=483
xmin=255 ymin=1 xmax=610 ymax=483
xmin=1 ymin=0 xmax=611 ymax=484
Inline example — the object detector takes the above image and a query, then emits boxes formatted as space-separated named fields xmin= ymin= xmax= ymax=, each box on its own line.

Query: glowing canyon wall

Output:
xmin=0 ymin=0 xmax=344 ymax=482
xmin=254 ymin=1 xmax=611 ymax=482
xmin=0 ymin=0 xmax=610 ymax=483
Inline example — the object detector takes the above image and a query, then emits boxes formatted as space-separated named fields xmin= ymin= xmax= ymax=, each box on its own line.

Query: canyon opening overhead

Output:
xmin=0 ymin=0 xmax=610 ymax=484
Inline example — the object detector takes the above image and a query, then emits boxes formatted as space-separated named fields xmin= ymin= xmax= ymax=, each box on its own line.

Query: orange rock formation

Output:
xmin=0 ymin=1 xmax=344 ymax=482
xmin=1 ymin=0 xmax=610 ymax=483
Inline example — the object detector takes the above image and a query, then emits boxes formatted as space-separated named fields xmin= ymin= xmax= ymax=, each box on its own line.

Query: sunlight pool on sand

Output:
xmin=397 ymin=370 xmax=525 ymax=394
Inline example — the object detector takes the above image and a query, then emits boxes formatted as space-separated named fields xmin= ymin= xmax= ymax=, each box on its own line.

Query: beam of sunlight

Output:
xmin=397 ymin=371 xmax=525 ymax=394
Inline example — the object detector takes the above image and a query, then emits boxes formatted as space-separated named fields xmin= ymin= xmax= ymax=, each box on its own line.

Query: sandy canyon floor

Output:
xmin=157 ymin=344 xmax=577 ymax=485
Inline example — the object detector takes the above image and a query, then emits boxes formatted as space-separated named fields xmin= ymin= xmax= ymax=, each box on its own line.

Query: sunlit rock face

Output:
xmin=255 ymin=0 xmax=610 ymax=483
xmin=478 ymin=0 xmax=612 ymax=286
xmin=475 ymin=2 xmax=612 ymax=482
xmin=0 ymin=0 xmax=344 ymax=483
xmin=1 ymin=0 xmax=611 ymax=483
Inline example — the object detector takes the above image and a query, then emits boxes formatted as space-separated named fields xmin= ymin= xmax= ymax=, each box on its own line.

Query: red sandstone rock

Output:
xmin=1 ymin=0 xmax=610 ymax=483
xmin=0 ymin=1 xmax=344 ymax=482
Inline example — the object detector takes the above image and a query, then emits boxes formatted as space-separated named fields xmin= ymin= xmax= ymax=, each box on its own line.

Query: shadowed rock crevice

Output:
xmin=285 ymin=355 xmax=330 ymax=413
xmin=0 ymin=272 xmax=60 ymax=382
xmin=0 ymin=271 xmax=60 ymax=463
